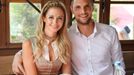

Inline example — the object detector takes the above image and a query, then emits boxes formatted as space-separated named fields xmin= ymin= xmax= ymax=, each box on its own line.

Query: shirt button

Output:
xmin=88 ymin=60 xmax=90 ymax=63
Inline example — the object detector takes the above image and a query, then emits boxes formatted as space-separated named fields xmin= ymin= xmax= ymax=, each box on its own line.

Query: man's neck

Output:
xmin=78 ymin=21 xmax=94 ymax=37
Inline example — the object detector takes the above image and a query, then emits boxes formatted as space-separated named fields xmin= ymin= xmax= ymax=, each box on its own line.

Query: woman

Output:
xmin=22 ymin=1 xmax=72 ymax=75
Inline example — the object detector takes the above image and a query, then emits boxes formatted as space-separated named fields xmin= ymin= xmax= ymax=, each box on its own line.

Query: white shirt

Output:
xmin=68 ymin=22 xmax=125 ymax=75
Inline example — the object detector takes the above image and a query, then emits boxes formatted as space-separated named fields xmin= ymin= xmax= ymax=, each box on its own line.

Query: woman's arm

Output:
xmin=22 ymin=39 xmax=38 ymax=75
xmin=61 ymin=48 xmax=72 ymax=75
xmin=61 ymin=59 xmax=72 ymax=75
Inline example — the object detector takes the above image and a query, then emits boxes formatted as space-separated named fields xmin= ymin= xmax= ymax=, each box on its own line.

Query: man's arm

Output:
xmin=12 ymin=50 xmax=25 ymax=74
xmin=111 ymin=28 xmax=125 ymax=68
xmin=111 ymin=28 xmax=125 ymax=75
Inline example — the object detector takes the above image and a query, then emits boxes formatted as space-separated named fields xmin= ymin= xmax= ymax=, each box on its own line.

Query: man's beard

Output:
xmin=76 ymin=17 xmax=92 ymax=25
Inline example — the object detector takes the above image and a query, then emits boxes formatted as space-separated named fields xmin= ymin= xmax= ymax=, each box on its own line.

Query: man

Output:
xmin=12 ymin=0 xmax=125 ymax=75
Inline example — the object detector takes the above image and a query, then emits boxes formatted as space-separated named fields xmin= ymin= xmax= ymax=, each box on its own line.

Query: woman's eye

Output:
xmin=48 ymin=16 xmax=54 ymax=19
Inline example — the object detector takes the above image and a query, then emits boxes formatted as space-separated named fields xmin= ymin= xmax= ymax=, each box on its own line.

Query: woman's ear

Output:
xmin=42 ymin=16 xmax=46 ymax=22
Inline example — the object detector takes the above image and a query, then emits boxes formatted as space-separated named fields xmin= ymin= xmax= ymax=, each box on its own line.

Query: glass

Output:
xmin=93 ymin=4 xmax=100 ymax=22
xmin=110 ymin=4 xmax=134 ymax=40
xmin=9 ymin=3 xmax=41 ymax=43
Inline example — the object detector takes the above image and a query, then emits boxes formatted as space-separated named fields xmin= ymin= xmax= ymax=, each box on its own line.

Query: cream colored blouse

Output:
xmin=30 ymin=37 xmax=62 ymax=75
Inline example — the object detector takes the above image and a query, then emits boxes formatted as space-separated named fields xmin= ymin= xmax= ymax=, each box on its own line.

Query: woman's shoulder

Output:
xmin=23 ymin=37 xmax=36 ymax=45
xmin=23 ymin=37 xmax=37 ymax=50
xmin=22 ymin=39 xmax=32 ymax=49
xmin=22 ymin=38 xmax=36 ymax=55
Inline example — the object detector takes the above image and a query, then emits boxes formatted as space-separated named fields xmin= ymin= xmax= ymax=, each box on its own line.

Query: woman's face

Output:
xmin=43 ymin=7 xmax=65 ymax=35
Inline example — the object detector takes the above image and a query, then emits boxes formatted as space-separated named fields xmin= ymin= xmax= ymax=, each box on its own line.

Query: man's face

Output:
xmin=71 ymin=0 xmax=93 ymax=25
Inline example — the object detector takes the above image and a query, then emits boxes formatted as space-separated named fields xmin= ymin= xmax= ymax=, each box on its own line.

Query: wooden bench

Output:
xmin=0 ymin=56 xmax=14 ymax=75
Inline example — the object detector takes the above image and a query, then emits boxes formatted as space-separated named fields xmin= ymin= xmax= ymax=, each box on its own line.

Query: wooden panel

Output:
xmin=0 ymin=0 xmax=6 ymax=48
xmin=123 ymin=51 xmax=134 ymax=75
xmin=0 ymin=48 xmax=21 ymax=56
xmin=0 ymin=56 xmax=14 ymax=74
xmin=121 ymin=40 xmax=134 ymax=51
xmin=124 ymin=51 xmax=134 ymax=70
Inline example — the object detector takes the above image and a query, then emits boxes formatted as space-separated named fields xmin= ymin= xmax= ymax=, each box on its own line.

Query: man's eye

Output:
xmin=75 ymin=6 xmax=80 ymax=9
xmin=58 ymin=17 xmax=63 ymax=20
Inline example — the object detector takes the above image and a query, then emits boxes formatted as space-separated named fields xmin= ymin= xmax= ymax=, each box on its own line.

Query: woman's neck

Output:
xmin=44 ymin=28 xmax=57 ymax=42
xmin=44 ymin=33 xmax=57 ymax=42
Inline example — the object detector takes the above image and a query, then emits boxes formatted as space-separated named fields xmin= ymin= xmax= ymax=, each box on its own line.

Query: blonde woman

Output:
xmin=22 ymin=1 xmax=71 ymax=75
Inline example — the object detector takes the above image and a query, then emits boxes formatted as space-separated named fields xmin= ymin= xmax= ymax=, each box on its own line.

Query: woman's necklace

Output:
xmin=45 ymin=34 xmax=57 ymax=43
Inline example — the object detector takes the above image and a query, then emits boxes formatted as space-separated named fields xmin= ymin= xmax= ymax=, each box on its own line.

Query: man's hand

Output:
xmin=12 ymin=51 xmax=25 ymax=75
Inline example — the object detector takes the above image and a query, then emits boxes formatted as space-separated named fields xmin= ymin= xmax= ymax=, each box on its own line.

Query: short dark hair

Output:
xmin=71 ymin=0 xmax=94 ymax=3
xmin=71 ymin=0 xmax=94 ymax=8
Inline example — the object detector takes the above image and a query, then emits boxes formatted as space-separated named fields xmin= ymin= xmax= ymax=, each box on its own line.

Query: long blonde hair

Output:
xmin=34 ymin=0 xmax=71 ymax=63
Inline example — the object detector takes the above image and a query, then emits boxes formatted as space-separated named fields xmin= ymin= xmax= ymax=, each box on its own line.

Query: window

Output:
xmin=93 ymin=3 xmax=100 ymax=22
xmin=0 ymin=0 xmax=41 ymax=49
xmin=9 ymin=3 xmax=41 ymax=43
xmin=5 ymin=0 xmax=41 ymax=48
xmin=110 ymin=1 xmax=134 ymax=40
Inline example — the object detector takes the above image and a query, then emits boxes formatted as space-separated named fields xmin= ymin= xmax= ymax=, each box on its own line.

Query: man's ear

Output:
xmin=70 ymin=4 xmax=73 ymax=14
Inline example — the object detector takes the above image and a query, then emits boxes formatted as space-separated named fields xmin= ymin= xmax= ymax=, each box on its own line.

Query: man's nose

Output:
xmin=81 ymin=8 xmax=86 ymax=14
